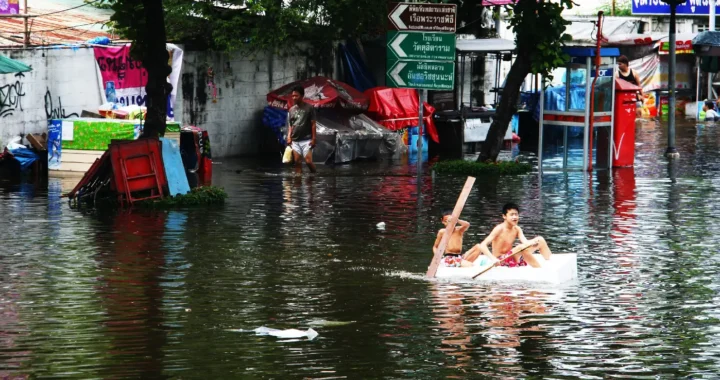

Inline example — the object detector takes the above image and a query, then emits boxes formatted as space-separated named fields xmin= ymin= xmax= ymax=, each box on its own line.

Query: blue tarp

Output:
xmin=544 ymin=85 xmax=587 ymax=112
xmin=160 ymin=138 xmax=191 ymax=197
xmin=339 ymin=42 xmax=375 ymax=93
xmin=9 ymin=148 xmax=39 ymax=171
xmin=263 ymin=106 xmax=289 ymax=147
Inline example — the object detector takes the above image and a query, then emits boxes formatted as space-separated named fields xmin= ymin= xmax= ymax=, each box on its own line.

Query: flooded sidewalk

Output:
xmin=0 ymin=118 xmax=719 ymax=378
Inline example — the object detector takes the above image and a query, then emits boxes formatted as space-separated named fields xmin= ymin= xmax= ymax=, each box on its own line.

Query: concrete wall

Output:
xmin=179 ymin=46 xmax=336 ymax=157
xmin=0 ymin=47 xmax=102 ymax=150
xmin=1 ymin=44 xmax=336 ymax=158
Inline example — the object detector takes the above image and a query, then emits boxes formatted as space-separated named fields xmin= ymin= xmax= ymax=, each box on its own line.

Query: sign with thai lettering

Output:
xmin=659 ymin=39 xmax=694 ymax=54
xmin=387 ymin=31 xmax=455 ymax=61
xmin=388 ymin=3 xmax=457 ymax=32
xmin=632 ymin=0 xmax=720 ymax=16
xmin=386 ymin=61 xmax=455 ymax=90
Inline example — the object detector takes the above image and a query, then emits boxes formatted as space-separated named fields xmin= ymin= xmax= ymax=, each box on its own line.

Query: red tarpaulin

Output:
xmin=267 ymin=76 xmax=369 ymax=110
xmin=364 ymin=87 xmax=439 ymax=143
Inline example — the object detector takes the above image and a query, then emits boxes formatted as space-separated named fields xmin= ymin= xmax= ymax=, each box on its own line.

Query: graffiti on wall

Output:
xmin=44 ymin=88 xmax=79 ymax=120
xmin=0 ymin=73 xmax=26 ymax=118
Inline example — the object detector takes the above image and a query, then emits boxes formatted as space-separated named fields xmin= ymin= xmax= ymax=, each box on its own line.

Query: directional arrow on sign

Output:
xmin=389 ymin=33 xmax=408 ymax=58
xmin=389 ymin=4 xmax=409 ymax=30
xmin=387 ymin=31 xmax=455 ymax=61
xmin=389 ymin=61 xmax=407 ymax=86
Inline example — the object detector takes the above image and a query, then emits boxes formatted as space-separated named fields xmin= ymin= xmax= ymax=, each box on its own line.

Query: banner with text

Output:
xmin=632 ymin=0 xmax=720 ymax=16
xmin=93 ymin=44 xmax=183 ymax=120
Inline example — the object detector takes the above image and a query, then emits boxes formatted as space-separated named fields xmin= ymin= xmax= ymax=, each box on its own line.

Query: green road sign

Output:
xmin=386 ymin=60 xmax=455 ymax=90
xmin=387 ymin=31 xmax=455 ymax=61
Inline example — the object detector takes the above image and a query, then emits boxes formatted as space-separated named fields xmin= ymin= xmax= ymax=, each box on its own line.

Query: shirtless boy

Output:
xmin=463 ymin=203 xmax=552 ymax=268
xmin=433 ymin=210 xmax=474 ymax=268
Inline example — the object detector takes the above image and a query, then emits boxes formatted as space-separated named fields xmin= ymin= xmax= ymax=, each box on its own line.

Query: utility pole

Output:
xmin=662 ymin=0 xmax=682 ymax=159
xmin=709 ymin=1 xmax=716 ymax=101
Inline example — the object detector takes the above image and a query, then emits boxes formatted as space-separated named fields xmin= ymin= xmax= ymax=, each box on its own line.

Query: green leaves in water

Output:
xmin=136 ymin=186 xmax=228 ymax=209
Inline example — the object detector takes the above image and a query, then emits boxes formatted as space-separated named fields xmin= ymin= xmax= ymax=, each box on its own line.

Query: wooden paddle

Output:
xmin=426 ymin=176 xmax=476 ymax=278
xmin=471 ymin=241 xmax=536 ymax=279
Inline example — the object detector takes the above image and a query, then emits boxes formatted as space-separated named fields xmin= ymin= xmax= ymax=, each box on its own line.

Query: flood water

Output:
xmin=1 ymin=119 xmax=719 ymax=379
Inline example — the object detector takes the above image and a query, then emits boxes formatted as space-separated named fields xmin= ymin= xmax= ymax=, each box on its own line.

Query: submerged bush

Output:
xmin=136 ymin=186 xmax=228 ymax=208
xmin=432 ymin=160 xmax=532 ymax=176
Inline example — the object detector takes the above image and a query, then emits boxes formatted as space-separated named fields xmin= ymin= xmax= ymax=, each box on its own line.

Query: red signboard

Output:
xmin=659 ymin=40 xmax=694 ymax=54
xmin=388 ymin=2 xmax=457 ymax=33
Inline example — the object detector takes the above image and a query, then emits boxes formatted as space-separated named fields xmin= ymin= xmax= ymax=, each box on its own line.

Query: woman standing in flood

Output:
xmin=617 ymin=55 xmax=644 ymax=117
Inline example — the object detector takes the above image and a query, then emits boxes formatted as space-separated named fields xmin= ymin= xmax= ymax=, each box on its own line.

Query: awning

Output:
xmin=0 ymin=55 xmax=32 ymax=74
xmin=456 ymin=38 xmax=515 ymax=53
xmin=565 ymin=18 xmax=642 ymax=46
xmin=693 ymin=31 xmax=720 ymax=56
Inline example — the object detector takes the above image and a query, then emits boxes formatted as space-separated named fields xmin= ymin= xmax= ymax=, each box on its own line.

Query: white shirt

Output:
xmin=705 ymin=109 xmax=719 ymax=121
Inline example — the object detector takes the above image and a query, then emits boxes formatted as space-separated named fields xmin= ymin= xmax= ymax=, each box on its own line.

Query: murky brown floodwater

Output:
xmin=1 ymin=118 xmax=719 ymax=379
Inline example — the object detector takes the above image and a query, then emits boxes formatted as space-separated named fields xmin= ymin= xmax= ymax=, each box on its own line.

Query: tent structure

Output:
xmin=0 ymin=55 xmax=32 ymax=74
xmin=267 ymin=76 xmax=368 ymax=110
xmin=364 ymin=87 xmax=439 ymax=143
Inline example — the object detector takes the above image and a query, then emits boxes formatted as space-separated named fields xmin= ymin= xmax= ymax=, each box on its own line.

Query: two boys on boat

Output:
xmin=433 ymin=203 xmax=553 ymax=268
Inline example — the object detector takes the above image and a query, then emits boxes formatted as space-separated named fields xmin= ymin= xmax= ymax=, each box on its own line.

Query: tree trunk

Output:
xmin=477 ymin=52 xmax=532 ymax=162
xmin=140 ymin=0 xmax=171 ymax=139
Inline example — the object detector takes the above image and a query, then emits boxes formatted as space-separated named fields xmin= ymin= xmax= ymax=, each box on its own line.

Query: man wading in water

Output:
xmin=286 ymin=85 xmax=317 ymax=174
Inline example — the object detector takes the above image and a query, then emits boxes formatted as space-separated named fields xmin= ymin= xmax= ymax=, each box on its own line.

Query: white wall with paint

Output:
xmin=1 ymin=45 xmax=335 ymax=158
xmin=178 ymin=48 xmax=335 ymax=157
xmin=0 ymin=47 xmax=103 ymax=150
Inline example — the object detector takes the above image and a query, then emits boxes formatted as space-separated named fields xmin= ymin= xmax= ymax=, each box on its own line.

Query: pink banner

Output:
xmin=0 ymin=0 xmax=20 ymax=14
xmin=481 ymin=0 xmax=515 ymax=5
xmin=94 ymin=45 xmax=147 ymax=90
xmin=94 ymin=44 xmax=184 ymax=120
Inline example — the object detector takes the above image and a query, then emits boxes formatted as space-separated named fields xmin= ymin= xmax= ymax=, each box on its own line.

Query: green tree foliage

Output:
xmin=597 ymin=0 xmax=632 ymax=16
xmin=154 ymin=0 xmax=388 ymax=53
xmin=478 ymin=0 xmax=574 ymax=162
xmin=108 ymin=0 xmax=171 ymax=138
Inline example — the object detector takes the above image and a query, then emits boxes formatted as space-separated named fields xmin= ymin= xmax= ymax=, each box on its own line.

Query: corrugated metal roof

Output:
xmin=0 ymin=0 xmax=114 ymax=47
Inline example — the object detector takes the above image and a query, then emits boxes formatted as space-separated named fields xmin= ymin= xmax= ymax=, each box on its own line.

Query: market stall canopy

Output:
xmin=267 ymin=76 xmax=368 ymax=110
xmin=693 ymin=31 xmax=720 ymax=56
xmin=0 ymin=55 xmax=32 ymax=74
xmin=606 ymin=33 xmax=665 ymax=46
xmin=456 ymin=38 xmax=515 ymax=53
xmin=364 ymin=87 xmax=439 ymax=143
xmin=564 ymin=17 xmax=642 ymax=46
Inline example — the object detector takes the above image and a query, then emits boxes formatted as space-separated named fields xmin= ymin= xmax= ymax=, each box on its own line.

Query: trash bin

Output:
xmin=433 ymin=110 xmax=464 ymax=159
xmin=613 ymin=78 xmax=642 ymax=167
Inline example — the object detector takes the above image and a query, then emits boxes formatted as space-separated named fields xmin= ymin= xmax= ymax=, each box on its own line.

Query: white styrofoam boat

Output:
xmin=435 ymin=253 xmax=578 ymax=284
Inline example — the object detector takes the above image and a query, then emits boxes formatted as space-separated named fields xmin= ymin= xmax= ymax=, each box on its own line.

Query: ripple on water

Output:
xmin=0 ymin=119 xmax=719 ymax=377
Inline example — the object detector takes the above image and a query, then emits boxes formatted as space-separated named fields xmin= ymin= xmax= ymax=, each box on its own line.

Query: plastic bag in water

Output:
xmin=253 ymin=326 xmax=318 ymax=340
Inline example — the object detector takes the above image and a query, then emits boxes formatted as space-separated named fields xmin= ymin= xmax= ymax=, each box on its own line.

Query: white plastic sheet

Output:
xmin=228 ymin=326 xmax=319 ymax=340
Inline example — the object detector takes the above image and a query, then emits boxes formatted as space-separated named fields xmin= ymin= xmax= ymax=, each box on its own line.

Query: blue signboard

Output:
xmin=591 ymin=68 xmax=614 ymax=78
xmin=633 ymin=0 xmax=720 ymax=16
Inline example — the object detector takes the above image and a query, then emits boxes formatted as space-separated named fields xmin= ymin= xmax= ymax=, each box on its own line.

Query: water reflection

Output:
xmin=0 ymin=118 xmax=719 ymax=377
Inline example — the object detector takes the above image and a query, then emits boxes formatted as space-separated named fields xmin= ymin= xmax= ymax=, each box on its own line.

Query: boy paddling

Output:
xmin=464 ymin=203 xmax=552 ymax=268
xmin=432 ymin=210 xmax=475 ymax=268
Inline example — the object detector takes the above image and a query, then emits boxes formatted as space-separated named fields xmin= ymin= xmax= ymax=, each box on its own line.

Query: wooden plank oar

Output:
xmin=426 ymin=176 xmax=476 ymax=278
xmin=471 ymin=241 xmax=536 ymax=279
